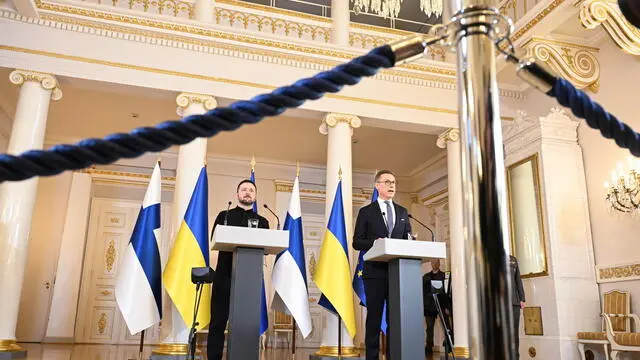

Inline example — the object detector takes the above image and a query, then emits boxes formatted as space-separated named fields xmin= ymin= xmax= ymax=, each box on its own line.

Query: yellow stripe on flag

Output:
xmin=314 ymin=230 xmax=357 ymax=338
xmin=163 ymin=221 xmax=211 ymax=330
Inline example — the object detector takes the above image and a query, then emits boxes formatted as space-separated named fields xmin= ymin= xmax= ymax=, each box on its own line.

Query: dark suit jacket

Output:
xmin=509 ymin=255 xmax=526 ymax=305
xmin=352 ymin=200 xmax=411 ymax=279
xmin=422 ymin=270 xmax=447 ymax=315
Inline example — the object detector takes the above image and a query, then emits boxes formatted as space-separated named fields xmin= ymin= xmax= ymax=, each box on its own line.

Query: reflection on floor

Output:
xmin=17 ymin=343 xmax=444 ymax=360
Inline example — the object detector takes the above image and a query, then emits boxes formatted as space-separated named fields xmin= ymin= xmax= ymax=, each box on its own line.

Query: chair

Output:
xmin=600 ymin=290 xmax=640 ymax=360
xmin=270 ymin=311 xmax=294 ymax=348
xmin=577 ymin=290 xmax=631 ymax=360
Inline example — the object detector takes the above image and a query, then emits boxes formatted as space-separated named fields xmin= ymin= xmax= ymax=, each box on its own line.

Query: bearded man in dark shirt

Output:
xmin=207 ymin=179 xmax=269 ymax=360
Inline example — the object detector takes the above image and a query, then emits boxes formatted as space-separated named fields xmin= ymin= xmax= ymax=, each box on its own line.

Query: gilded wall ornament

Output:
xmin=580 ymin=0 xmax=640 ymax=56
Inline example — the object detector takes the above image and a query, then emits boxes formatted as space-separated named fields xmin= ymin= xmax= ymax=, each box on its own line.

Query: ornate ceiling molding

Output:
xmin=579 ymin=0 xmax=640 ymax=56
xmin=522 ymin=36 xmax=600 ymax=92
xmin=0 ymin=2 xmax=525 ymax=100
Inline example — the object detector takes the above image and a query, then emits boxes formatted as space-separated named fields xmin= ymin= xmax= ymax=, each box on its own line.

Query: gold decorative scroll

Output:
xmin=105 ymin=239 xmax=116 ymax=272
xmin=597 ymin=262 xmax=640 ymax=283
xmin=97 ymin=313 xmax=108 ymax=334
xmin=126 ymin=0 xmax=194 ymax=17
xmin=523 ymin=37 xmax=600 ymax=92
xmin=308 ymin=253 xmax=316 ymax=278
xmin=580 ymin=0 xmax=640 ymax=56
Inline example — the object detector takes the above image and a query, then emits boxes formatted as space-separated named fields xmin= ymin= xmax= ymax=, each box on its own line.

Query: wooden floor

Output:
xmin=18 ymin=343 xmax=444 ymax=360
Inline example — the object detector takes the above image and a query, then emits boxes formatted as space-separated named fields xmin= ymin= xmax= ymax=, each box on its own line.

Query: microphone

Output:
xmin=408 ymin=214 xmax=435 ymax=242
xmin=619 ymin=0 xmax=640 ymax=29
xmin=223 ymin=201 xmax=232 ymax=225
xmin=263 ymin=204 xmax=281 ymax=230
xmin=381 ymin=211 xmax=390 ymax=236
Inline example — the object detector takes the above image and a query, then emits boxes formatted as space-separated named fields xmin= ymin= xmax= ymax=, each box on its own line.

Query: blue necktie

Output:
xmin=385 ymin=200 xmax=394 ymax=236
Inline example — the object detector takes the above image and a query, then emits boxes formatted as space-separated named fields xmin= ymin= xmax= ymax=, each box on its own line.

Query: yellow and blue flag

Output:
xmin=162 ymin=167 xmax=210 ymax=330
xmin=314 ymin=180 xmax=357 ymax=338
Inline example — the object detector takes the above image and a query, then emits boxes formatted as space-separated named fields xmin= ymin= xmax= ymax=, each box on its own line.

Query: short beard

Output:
xmin=239 ymin=199 xmax=254 ymax=207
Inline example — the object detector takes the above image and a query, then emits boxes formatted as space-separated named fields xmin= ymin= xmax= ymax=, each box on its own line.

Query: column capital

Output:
xmin=176 ymin=92 xmax=217 ymax=116
xmin=319 ymin=113 xmax=361 ymax=135
xmin=436 ymin=128 xmax=460 ymax=148
xmin=9 ymin=70 xmax=62 ymax=101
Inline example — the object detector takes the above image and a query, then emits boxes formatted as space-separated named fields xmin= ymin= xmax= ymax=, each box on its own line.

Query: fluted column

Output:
xmin=331 ymin=0 xmax=350 ymax=46
xmin=154 ymin=92 xmax=215 ymax=356
xmin=0 ymin=70 xmax=61 ymax=354
xmin=437 ymin=128 xmax=469 ymax=358
xmin=317 ymin=113 xmax=361 ymax=356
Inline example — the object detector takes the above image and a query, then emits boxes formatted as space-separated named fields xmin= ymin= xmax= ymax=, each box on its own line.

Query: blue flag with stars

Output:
xmin=352 ymin=187 xmax=388 ymax=334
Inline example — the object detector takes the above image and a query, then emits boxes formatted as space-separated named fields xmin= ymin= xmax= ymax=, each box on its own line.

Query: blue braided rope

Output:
xmin=0 ymin=45 xmax=396 ymax=182
xmin=548 ymin=78 xmax=640 ymax=157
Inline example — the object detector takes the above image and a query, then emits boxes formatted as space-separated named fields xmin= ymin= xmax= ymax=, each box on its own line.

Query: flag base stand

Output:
xmin=150 ymin=347 xmax=203 ymax=360
xmin=150 ymin=344 xmax=191 ymax=360
xmin=310 ymin=346 xmax=362 ymax=359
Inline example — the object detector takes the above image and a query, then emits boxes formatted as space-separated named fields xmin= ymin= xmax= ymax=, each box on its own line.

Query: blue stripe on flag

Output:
xmin=183 ymin=168 xmax=209 ymax=265
xmin=277 ymin=215 xmax=307 ymax=285
xmin=130 ymin=203 xmax=162 ymax=316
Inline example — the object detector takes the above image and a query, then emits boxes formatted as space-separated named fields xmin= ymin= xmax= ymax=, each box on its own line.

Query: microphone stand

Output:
xmin=263 ymin=204 xmax=281 ymax=230
xmin=188 ymin=282 xmax=206 ymax=360
xmin=433 ymin=292 xmax=456 ymax=360
xmin=211 ymin=202 xmax=232 ymax=243
xmin=408 ymin=214 xmax=435 ymax=242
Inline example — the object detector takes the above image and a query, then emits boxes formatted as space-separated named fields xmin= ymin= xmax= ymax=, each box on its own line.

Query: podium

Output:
xmin=364 ymin=239 xmax=446 ymax=360
xmin=211 ymin=225 xmax=288 ymax=360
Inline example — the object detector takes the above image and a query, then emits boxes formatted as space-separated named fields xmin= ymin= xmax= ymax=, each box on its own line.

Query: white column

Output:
xmin=194 ymin=0 xmax=213 ymax=22
xmin=331 ymin=0 xmax=350 ymax=46
xmin=437 ymin=128 xmax=470 ymax=359
xmin=317 ymin=113 xmax=361 ymax=356
xmin=155 ymin=92 xmax=215 ymax=354
xmin=0 ymin=70 xmax=61 ymax=352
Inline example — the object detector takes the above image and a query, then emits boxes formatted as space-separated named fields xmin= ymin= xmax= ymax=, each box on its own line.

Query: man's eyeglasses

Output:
xmin=376 ymin=180 xmax=396 ymax=186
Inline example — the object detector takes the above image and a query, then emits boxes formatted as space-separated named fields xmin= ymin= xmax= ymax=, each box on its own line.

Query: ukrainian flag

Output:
xmin=314 ymin=180 xmax=357 ymax=338
xmin=162 ymin=167 xmax=210 ymax=330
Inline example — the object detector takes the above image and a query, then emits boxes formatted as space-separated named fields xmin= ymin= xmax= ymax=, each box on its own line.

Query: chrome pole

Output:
xmin=447 ymin=0 xmax=515 ymax=359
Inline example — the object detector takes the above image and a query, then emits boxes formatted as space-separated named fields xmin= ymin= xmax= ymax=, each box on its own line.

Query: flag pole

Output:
xmin=338 ymin=316 xmax=342 ymax=358
xmin=138 ymin=330 xmax=145 ymax=360
xmin=292 ymin=318 xmax=296 ymax=357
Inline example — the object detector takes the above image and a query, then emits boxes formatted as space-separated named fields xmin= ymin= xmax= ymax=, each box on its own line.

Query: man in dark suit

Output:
xmin=353 ymin=170 xmax=412 ymax=360
xmin=510 ymin=255 xmax=526 ymax=359
xmin=207 ymin=179 xmax=270 ymax=360
xmin=422 ymin=259 xmax=448 ymax=356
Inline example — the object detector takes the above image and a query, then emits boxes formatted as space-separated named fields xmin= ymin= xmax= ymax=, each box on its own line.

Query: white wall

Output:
xmin=515 ymin=40 xmax=640 ymax=359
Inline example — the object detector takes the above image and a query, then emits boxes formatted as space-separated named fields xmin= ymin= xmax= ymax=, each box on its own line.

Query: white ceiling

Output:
xmin=0 ymin=67 xmax=444 ymax=176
